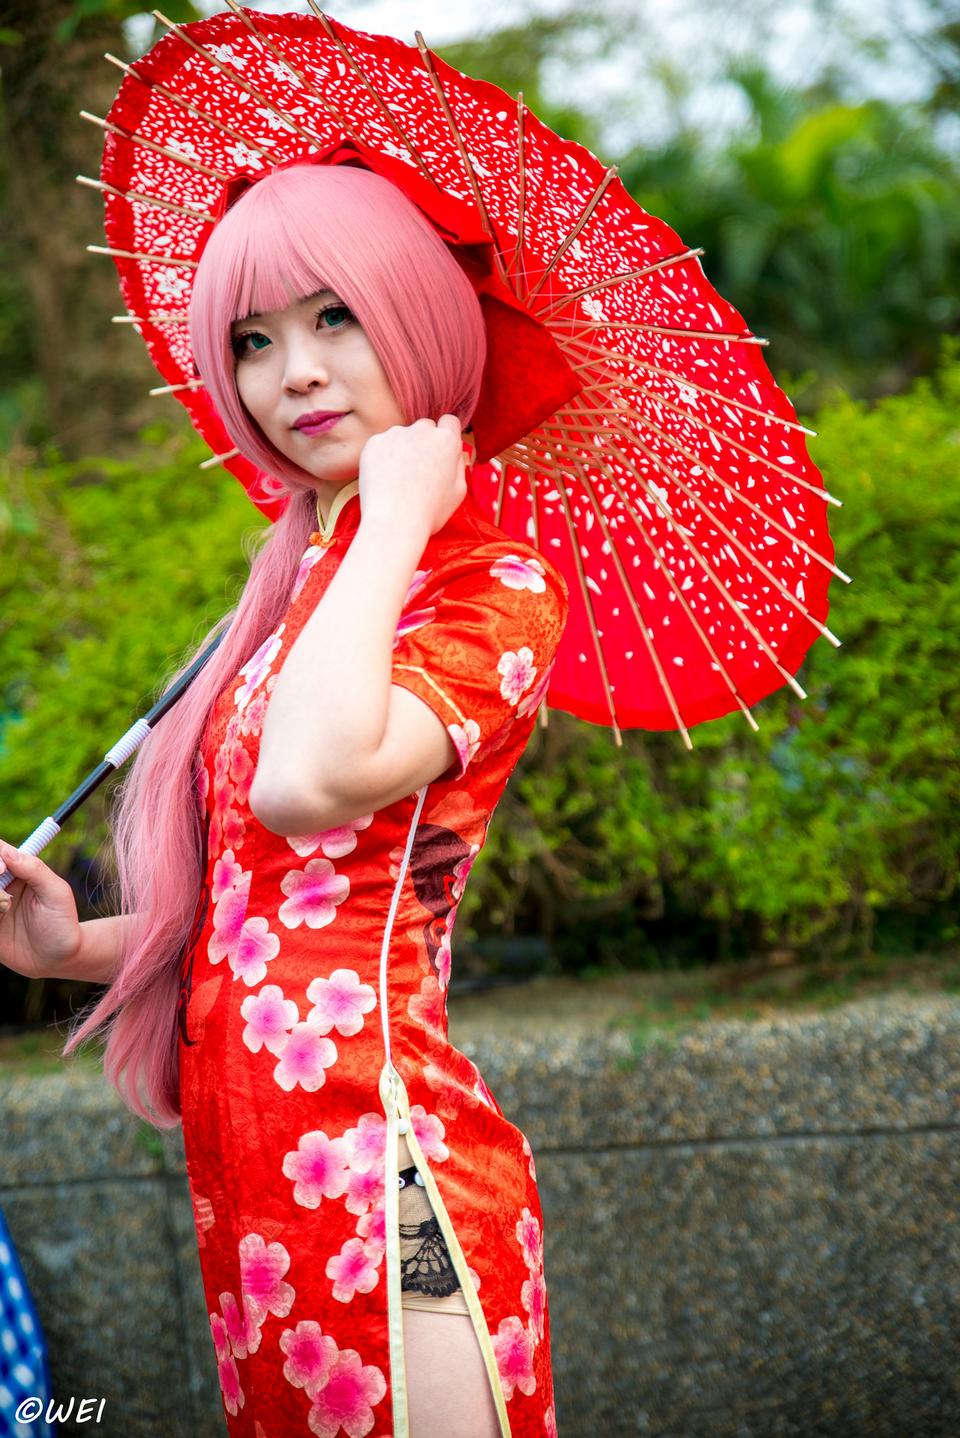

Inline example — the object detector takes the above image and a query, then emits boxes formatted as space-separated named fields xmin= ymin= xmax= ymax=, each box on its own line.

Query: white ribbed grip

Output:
xmin=21 ymin=816 xmax=62 ymax=855
xmin=0 ymin=816 xmax=62 ymax=890
xmin=104 ymin=718 xmax=153 ymax=768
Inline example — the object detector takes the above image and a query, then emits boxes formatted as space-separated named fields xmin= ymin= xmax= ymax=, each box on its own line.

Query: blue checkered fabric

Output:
xmin=0 ymin=1207 xmax=54 ymax=1438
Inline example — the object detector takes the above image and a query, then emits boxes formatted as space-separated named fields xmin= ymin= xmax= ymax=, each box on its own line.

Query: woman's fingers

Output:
xmin=0 ymin=841 xmax=39 ymax=901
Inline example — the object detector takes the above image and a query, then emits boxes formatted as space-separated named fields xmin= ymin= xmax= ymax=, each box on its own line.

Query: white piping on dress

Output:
xmin=378 ymin=784 xmax=429 ymax=1072
xmin=393 ymin=1074 xmax=513 ymax=1437
xmin=375 ymin=781 xmax=512 ymax=1438
xmin=377 ymin=783 xmax=428 ymax=1438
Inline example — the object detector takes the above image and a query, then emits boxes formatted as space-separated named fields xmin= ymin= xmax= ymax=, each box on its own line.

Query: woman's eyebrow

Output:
xmin=233 ymin=288 xmax=340 ymax=326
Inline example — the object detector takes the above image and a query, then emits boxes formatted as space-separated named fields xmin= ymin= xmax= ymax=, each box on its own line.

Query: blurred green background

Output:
xmin=1 ymin=0 xmax=958 ymax=1028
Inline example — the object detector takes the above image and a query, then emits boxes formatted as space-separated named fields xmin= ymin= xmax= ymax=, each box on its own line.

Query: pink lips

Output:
xmin=293 ymin=411 xmax=347 ymax=436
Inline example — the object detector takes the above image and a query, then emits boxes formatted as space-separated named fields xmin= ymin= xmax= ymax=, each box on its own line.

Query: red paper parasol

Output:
xmin=80 ymin=4 xmax=845 ymax=745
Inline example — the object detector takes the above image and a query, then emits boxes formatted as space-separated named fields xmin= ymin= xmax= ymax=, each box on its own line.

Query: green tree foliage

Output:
xmin=0 ymin=0 xmax=201 ymax=454
xmin=619 ymin=71 xmax=960 ymax=407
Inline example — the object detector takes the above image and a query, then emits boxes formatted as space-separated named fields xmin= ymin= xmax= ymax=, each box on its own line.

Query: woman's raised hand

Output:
xmin=358 ymin=414 xmax=467 ymax=543
xmin=0 ymin=839 xmax=82 ymax=981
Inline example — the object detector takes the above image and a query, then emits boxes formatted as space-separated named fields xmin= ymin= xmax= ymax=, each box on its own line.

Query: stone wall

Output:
xmin=1 ymin=994 xmax=957 ymax=1437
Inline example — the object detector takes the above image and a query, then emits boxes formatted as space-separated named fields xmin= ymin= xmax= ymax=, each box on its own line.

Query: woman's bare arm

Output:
xmin=251 ymin=421 xmax=466 ymax=834
xmin=53 ymin=912 xmax=142 ymax=985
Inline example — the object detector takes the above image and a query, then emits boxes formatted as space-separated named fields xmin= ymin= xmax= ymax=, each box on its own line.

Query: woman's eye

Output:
xmin=231 ymin=330 xmax=269 ymax=359
xmin=317 ymin=304 xmax=353 ymax=330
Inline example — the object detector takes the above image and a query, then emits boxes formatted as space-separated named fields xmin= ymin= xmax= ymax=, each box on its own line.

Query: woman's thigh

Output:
xmin=402 ymin=1307 xmax=500 ymax=1438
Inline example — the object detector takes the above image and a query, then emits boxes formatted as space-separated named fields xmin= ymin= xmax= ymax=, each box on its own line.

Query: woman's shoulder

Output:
xmin=427 ymin=497 xmax=569 ymax=609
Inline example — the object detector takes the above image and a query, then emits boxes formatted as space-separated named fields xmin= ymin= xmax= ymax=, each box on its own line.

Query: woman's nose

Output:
xmin=282 ymin=340 xmax=330 ymax=392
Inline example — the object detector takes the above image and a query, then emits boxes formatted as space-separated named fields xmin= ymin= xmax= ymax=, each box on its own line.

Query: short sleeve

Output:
xmin=391 ymin=545 xmax=569 ymax=781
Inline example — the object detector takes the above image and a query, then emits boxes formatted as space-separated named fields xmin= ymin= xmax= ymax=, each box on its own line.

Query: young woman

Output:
xmin=0 ymin=162 xmax=568 ymax=1438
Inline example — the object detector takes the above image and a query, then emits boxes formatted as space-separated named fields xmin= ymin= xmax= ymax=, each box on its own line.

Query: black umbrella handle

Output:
xmin=0 ymin=628 xmax=227 ymax=892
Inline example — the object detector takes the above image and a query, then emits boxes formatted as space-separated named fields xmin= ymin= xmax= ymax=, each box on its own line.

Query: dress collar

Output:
xmin=310 ymin=479 xmax=361 ymax=546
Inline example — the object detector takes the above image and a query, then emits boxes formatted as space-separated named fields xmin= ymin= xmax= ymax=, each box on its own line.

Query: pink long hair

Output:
xmin=62 ymin=164 xmax=487 ymax=1128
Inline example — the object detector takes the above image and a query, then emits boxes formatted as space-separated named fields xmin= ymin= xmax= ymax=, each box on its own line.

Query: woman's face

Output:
xmin=230 ymin=288 xmax=405 ymax=486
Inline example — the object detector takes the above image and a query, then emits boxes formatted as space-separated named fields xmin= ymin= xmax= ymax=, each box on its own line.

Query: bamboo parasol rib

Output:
xmin=535 ymin=248 xmax=707 ymax=318
xmin=415 ymin=32 xmax=510 ymax=285
xmin=103 ymin=52 xmax=273 ymax=162
xmin=305 ymin=3 xmax=437 ymax=184
xmin=79 ymin=110 xmax=231 ymax=182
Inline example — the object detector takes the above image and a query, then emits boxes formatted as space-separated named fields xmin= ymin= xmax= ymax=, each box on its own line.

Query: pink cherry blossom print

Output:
xmin=212 ymin=849 xmax=245 ymax=902
xmin=544 ymin=1404 xmax=558 ymax=1437
xmin=235 ymin=624 xmax=285 ymax=710
xmin=393 ymin=583 xmax=437 ymax=649
xmin=435 ymin=925 xmax=452 ymax=991
xmin=238 ymin=687 xmax=270 ymax=739
xmin=404 ymin=568 xmax=433 ymax=604
xmin=279 ymin=858 xmax=350 ymax=930
xmin=219 ymin=1290 xmax=258 ymax=1360
xmin=522 ymin=1270 xmax=548 ymax=1342
xmin=240 ymin=985 xmax=299 ymax=1056
xmin=325 ymin=1237 xmax=382 ymax=1303
xmin=492 ymin=1314 xmax=537 ymax=1400
xmin=409 ymin=1105 xmax=449 ymax=1163
xmin=273 ymin=1023 xmax=338 ymax=1093
xmin=207 ymin=874 xmax=251 ymax=969
xmin=343 ymin=1164 xmax=385 ymax=1217
xmin=342 ymin=1112 xmax=387 ymax=1173
xmin=516 ymin=656 xmax=556 ymax=721
xmin=217 ymin=1352 xmax=245 ymax=1417
xmin=279 ymin=1320 xmax=338 ymax=1394
xmin=522 ymin=1133 xmax=538 ymax=1181
xmin=490 ymin=554 xmax=547 ymax=593
xmin=451 ymin=845 xmax=480 ymax=903
xmin=238 ymin=1233 xmax=295 ymax=1330
xmin=291 ymin=545 xmax=324 ymax=603
xmin=219 ymin=801 xmax=247 ymax=857
xmin=447 ymin=718 xmax=481 ymax=773
xmin=516 ymin=1209 xmax=544 ymax=1271
xmin=229 ymin=734 xmax=256 ymax=806
xmin=282 ymin=1130 xmax=351 ymax=1208
xmin=422 ymin=1040 xmax=482 ymax=1124
xmin=210 ymin=1310 xmax=231 ymax=1362
xmin=287 ymin=813 xmax=374 ymax=860
xmin=392 ymin=568 xmax=434 ymax=650
xmin=355 ymin=1201 xmax=386 ymax=1255
xmin=497 ymin=647 xmax=538 ymax=705
xmin=230 ymin=914 xmax=281 ymax=987
xmin=308 ymin=1349 xmax=387 ymax=1438
xmin=306 ymin=969 xmax=377 ymax=1037
xmin=408 ymin=973 xmax=446 ymax=1036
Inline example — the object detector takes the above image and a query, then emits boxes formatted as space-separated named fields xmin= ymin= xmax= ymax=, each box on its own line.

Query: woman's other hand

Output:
xmin=0 ymin=839 xmax=82 ymax=981
xmin=358 ymin=414 xmax=467 ymax=543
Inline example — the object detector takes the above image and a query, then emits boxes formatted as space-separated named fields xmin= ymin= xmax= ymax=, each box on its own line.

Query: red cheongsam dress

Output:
xmin=177 ymin=477 xmax=569 ymax=1438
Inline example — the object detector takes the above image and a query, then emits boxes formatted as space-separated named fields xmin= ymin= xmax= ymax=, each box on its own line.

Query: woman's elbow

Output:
xmin=248 ymin=774 xmax=346 ymax=837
